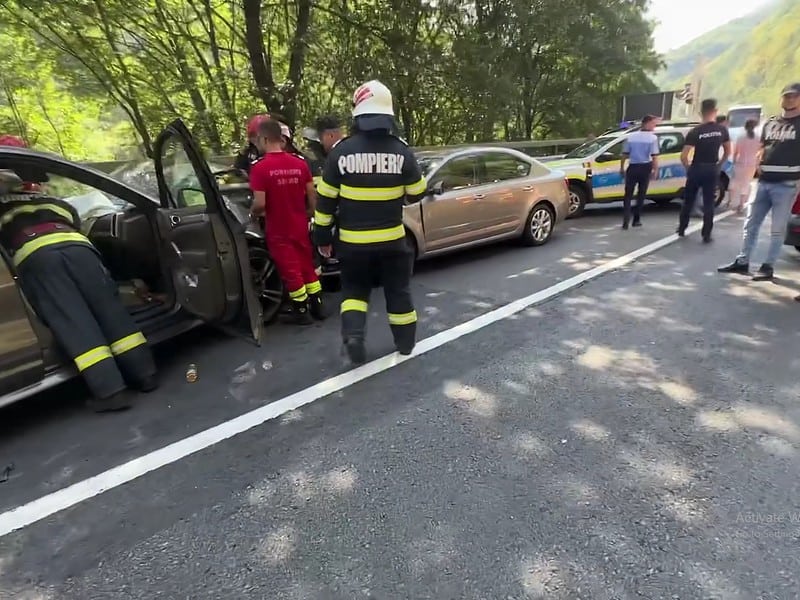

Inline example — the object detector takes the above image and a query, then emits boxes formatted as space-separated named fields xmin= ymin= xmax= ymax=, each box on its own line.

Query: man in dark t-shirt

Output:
xmin=719 ymin=83 xmax=800 ymax=281
xmin=677 ymin=98 xmax=731 ymax=242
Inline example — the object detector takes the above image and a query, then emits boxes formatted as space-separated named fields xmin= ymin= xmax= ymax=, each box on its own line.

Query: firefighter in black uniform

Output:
xmin=0 ymin=148 xmax=157 ymax=412
xmin=312 ymin=80 xmax=427 ymax=365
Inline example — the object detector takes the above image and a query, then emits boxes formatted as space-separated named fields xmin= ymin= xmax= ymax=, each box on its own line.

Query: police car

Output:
xmin=543 ymin=122 xmax=733 ymax=218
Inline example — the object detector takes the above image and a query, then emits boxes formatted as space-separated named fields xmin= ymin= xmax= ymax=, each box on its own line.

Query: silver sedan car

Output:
xmin=403 ymin=146 xmax=570 ymax=262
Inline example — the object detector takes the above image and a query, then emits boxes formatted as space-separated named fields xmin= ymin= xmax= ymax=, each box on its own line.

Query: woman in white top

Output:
xmin=729 ymin=119 xmax=761 ymax=214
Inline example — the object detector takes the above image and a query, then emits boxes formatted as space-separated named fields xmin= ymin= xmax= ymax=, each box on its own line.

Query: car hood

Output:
xmin=542 ymin=158 xmax=586 ymax=174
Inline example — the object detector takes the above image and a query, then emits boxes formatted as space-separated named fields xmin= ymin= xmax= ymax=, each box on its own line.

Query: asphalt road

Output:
xmin=2 ymin=201 xmax=800 ymax=599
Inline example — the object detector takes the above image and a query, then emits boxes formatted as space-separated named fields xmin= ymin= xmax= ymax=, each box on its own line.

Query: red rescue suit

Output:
xmin=249 ymin=152 xmax=321 ymax=303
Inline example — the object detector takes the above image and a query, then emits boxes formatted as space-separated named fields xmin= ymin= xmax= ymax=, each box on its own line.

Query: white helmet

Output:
xmin=352 ymin=80 xmax=394 ymax=117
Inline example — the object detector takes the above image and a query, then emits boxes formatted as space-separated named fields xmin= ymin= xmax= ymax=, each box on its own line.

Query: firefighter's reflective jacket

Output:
xmin=0 ymin=192 xmax=90 ymax=267
xmin=311 ymin=133 xmax=426 ymax=250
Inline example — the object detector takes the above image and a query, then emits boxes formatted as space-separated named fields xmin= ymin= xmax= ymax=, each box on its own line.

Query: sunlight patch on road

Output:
xmin=408 ymin=533 xmax=456 ymax=577
xmin=656 ymin=381 xmax=697 ymax=405
xmin=506 ymin=266 xmax=540 ymax=279
xmin=443 ymin=380 xmax=497 ymax=418
xmin=511 ymin=432 xmax=552 ymax=458
xmin=661 ymin=494 xmax=708 ymax=525
xmin=689 ymin=562 xmax=747 ymax=600
xmin=757 ymin=436 xmax=798 ymax=457
xmin=553 ymin=475 xmax=600 ymax=506
xmin=645 ymin=280 xmax=697 ymax=292
xmin=617 ymin=448 xmax=694 ymax=487
xmin=322 ymin=467 xmax=358 ymax=493
xmin=258 ymin=525 xmax=297 ymax=565
xmin=537 ymin=361 xmax=565 ymax=377
xmin=733 ymin=406 xmax=800 ymax=442
xmin=247 ymin=479 xmax=278 ymax=506
xmin=576 ymin=345 xmax=614 ymax=370
xmin=717 ymin=331 xmax=768 ymax=348
xmin=519 ymin=555 xmax=565 ymax=596
xmin=570 ymin=419 xmax=611 ymax=442
xmin=723 ymin=281 xmax=787 ymax=305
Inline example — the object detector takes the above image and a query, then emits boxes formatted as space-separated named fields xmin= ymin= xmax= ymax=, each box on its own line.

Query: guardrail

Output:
xmin=84 ymin=137 xmax=586 ymax=173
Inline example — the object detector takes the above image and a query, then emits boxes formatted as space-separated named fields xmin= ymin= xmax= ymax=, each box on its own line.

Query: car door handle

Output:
xmin=473 ymin=194 xmax=485 ymax=199
xmin=522 ymin=185 xmax=533 ymax=191
xmin=170 ymin=214 xmax=181 ymax=226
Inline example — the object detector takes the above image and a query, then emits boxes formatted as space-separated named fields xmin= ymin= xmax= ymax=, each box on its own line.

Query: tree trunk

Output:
xmin=243 ymin=0 xmax=280 ymax=113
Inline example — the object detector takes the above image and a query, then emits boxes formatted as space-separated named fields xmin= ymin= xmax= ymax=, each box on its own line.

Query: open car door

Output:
xmin=153 ymin=119 xmax=263 ymax=344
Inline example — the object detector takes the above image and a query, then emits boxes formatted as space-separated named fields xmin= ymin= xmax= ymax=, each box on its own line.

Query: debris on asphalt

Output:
xmin=185 ymin=364 xmax=198 ymax=383
xmin=261 ymin=360 xmax=273 ymax=371
xmin=231 ymin=361 xmax=257 ymax=385
xmin=0 ymin=462 xmax=15 ymax=483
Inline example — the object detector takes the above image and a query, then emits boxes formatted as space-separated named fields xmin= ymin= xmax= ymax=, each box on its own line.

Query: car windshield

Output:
xmin=110 ymin=160 xmax=230 ymax=200
xmin=563 ymin=136 xmax=619 ymax=159
xmin=728 ymin=109 xmax=761 ymax=128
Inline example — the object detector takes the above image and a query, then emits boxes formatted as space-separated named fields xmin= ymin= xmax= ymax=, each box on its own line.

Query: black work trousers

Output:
xmin=623 ymin=163 xmax=652 ymax=224
xmin=338 ymin=245 xmax=416 ymax=353
xmin=679 ymin=164 xmax=719 ymax=238
xmin=18 ymin=243 xmax=156 ymax=400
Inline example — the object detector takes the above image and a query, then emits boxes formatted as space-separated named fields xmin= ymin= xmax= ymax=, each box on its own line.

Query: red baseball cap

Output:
xmin=0 ymin=135 xmax=28 ymax=147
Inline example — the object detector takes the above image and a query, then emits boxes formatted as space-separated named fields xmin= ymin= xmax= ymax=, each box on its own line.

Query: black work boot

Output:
xmin=717 ymin=259 xmax=749 ymax=274
xmin=132 ymin=374 xmax=159 ymax=393
xmin=395 ymin=341 xmax=416 ymax=356
xmin=289 ymin=300 xmax=313 ymax=325
xmin=752 ymin=264 xmax=774 ymax=281
xmin=632 ymin=219 xmax=642 ymax=227
xmin=87 ymin=390 xmax=133 ymax=413
xmin=308 ymin=293 xmax=327 ymax=321
xmin=621 ymin=220 xmax=629 ymax=230
xmin=343 ymin=337 xmax=366 ymax=366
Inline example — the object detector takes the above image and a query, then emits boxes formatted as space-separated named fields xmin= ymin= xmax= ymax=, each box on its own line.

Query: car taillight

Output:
xmin=792 ymin=191 xmax=800 ymax=215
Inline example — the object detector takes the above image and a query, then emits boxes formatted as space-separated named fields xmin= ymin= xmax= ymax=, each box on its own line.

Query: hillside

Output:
xmin=655 ymin=0 xmax=799 ymax=111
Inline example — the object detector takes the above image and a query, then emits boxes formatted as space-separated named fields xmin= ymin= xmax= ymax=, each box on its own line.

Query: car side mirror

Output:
xmin=428 ymin=180 xmax=445 ymax=196
xmin=596 ymin=152 xmax=617 ymax=163
xmin=177 ymin=188 xmax=206 ymax=207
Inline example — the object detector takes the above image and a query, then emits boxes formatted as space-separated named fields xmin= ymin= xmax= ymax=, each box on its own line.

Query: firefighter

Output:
xmin=316 ymin=115 xmax=345 ymax=156
xmin=312 ymin=80 xmax=427 ymax=365
xmin=249 ymin=119 xmax=325 ymax=323
xmin=233 ymin=114 xmax=270 ymax=175
xmin=0 ymin=138 xmax=157 ymax=412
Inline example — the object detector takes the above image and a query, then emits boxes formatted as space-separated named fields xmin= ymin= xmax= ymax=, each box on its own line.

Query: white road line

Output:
xmin=0 ymin=210 xmax=733 ymax=538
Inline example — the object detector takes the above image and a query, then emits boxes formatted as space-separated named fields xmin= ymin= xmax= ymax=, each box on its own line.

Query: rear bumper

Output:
xmin=784 ymin=214 xmax=800 ymax=246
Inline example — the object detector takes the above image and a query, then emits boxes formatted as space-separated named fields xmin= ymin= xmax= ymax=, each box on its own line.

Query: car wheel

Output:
xmin=567 ymin=183 xmax=587 ymax=218
xmin=522 ymin=203 xmax=555 ymax=246
xmin=249 ymin=244 xmax=284 ymax=323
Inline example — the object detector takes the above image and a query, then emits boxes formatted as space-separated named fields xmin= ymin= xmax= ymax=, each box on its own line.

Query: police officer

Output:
xmin=677 ymin=98 xmax=731 ymax=242
xmin=312 ymin=80 xmax=427 ymax=365
xmin=0 ymin=139 xmax=157 ymax=412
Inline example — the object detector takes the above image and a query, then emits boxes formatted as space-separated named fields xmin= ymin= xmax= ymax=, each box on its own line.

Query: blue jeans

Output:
xmin=736 ymin=180 xmax=799 ymax=265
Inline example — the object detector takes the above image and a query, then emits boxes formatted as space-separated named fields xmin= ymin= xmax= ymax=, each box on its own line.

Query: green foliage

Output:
xmin=0 ymin=0 xmax=660 ymax=158
xmin=657 ymin=0 xmax=795 ymax=112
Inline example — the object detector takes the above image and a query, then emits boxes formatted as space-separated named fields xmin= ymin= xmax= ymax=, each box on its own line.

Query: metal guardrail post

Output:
xmin=83 ymin=138 xmax=586 ymax=173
